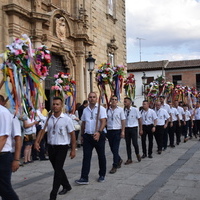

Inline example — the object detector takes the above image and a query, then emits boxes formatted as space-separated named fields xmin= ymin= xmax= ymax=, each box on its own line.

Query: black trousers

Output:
xmin=168 ymin=122 xmax=175 ymax=146
xmin=107 ymin=129 xmax=122 ymax=168
xmin=0 ymin=152 xmax=19 ymax=200
xmin=125 ymin=127 xmax=139 ymax=160
xmin=81 ymin=133 xmax=106 ymax=180
xmin=174 ymin=121 xmax=181 ymax=144
xmin=194 ymin=120 xmax=200 ymax=136
xmin=141 ymin=125 xmax=153 ymax=156
xmin=154 ymin=126 xmax=164 ymax=151
xmin=48 ymin=145 xmax=71 ymax=199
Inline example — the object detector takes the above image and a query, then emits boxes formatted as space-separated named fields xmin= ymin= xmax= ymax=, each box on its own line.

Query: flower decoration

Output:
xmin=51 ymin=72 xmax=76 ymax=98
xmin=0 ymin=34 xmax=51 ymax=114
xmin=124 ymin=73 xmax=135 ymax=100
xmin=34 ymin=46 xmax=51 ymax=78
xmin=95 ymin=63 xmax=114 ymax=86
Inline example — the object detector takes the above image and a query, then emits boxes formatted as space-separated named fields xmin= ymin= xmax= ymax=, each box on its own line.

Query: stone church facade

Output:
xmin=0 ymin=0 xmax=126 ymax=108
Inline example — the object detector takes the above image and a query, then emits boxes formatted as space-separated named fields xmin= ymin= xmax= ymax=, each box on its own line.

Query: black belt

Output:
xmin=0 ymin=151 xmax=10 ymax=156
xmin=143 ymin=124 xmax=153 ymax=126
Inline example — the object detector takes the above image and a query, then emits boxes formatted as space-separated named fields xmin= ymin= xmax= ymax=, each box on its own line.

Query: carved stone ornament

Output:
xmin=56 ymin=17 xmax=66 ymax=41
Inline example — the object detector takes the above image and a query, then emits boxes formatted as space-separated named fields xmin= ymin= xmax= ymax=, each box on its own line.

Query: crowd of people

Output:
xmin=0 ymin=92 xmax=200 ymax=200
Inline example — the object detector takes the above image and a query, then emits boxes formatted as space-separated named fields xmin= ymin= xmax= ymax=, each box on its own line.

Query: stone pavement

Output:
xmin=12 ymin=137 xmax=200 ymax=200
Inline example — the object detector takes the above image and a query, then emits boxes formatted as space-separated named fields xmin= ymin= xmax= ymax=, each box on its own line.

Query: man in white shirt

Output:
xmin=160 ymin=95 xmax=172 ymax=150
xmin=168 ymin=101 xmax=180 ymax=147
xmin=106 ymin=95 xmax=125 ymax=174
xmin=141 ymin=100 xmax=157 ymax=158
xmin=194 ymin=102 xmax=200 ymax=140
xmin=154 ymin=102 xmax=170 ymax=154
xmin=0 ymin=95 xmax=20 ymax=200
xmin=174 ymin=100 xmax=185 ymax=145
xmin=124 ymin=97 xmax=143 ymax=164
xmin=75 ymin=92 xmax=107 ymax=185
xmin=35 ymin=96 xmax=76 ymax=200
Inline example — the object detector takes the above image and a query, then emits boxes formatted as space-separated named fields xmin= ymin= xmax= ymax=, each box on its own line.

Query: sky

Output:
xmin=126 ymin=0 xmax=200 ymax=63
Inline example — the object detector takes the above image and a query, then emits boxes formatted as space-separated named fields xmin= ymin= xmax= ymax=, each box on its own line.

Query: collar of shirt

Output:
xmin=51 ymin=113 xmax=65 ymax=119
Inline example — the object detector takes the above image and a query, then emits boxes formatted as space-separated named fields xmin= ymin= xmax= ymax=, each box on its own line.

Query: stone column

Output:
xmin=75 ymin=51 xmax=86 ymax=103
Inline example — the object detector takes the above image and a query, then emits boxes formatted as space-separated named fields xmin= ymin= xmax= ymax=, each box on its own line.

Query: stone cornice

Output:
xmin=3 ymin=4 xmax=50 ymax=23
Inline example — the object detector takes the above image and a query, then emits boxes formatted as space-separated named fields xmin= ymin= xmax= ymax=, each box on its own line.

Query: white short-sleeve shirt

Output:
xmin=141 ymin=108 xmax=157 ymax=125
xmin=195 ymin=107 xmax=200 ymax=120
xmin=23 ymin=118 xmax=37 ymax=135
xmin=176 ymin=106 xmax=184 ymax=121
xmin=184 ymin=110 xmax=191 ymax=121
xmin=0 ymin=105 xmax=13 ymax=152
xmin=124 ymin=106 xmax=141 ymax=127
xmin=81 ymin=104 xmax=107 ymax=134
xmin=11 ymin=115 xmax=21 ymax=152
xmin=161 ymin=103 xmax=171 ymax=114
xmin=155 ymin=108 xmax=170 ymax=126
xmin=170 ymin=107 xmax=179 ymax=121
xmin=46 ymin=113 xmax=74 ymax=145
xmin=107 ymin=106 xmax=125 ymax=130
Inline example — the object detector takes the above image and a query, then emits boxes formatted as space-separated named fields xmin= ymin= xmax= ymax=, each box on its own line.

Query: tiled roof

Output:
xmin=127 ymin=60 xmax=169 ymax=71
xmin=166 ymin=59 xmax=200 ymax=69
xmin=127 ymin=59 xmax=200 ymax=71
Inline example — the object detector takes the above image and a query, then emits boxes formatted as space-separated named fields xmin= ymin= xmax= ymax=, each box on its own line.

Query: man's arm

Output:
xmin=138 ymin=117 xmax=143 ymax=135
xmin=69 ymin=131 xmax=76 ymax=159
xmin=12 ymin=136 xmax=22 ymax=172
xmin=121 ymin=119 xmax=125 ymax=138
xmin=0 ymin=135 xmax=8 ymax=152
xmin=94 ymin=118 xmax=106 ymax=141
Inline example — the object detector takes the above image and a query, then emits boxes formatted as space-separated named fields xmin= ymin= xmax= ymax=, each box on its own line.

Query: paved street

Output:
xmin=12 ymin=137 xmax=200 ymax=200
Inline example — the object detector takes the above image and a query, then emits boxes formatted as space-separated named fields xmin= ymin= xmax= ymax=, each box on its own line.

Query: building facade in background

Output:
xmin=127 ymin=59 xmax=200 ymax=107
xmin=0 ymin=0 xmax=126 ymax=110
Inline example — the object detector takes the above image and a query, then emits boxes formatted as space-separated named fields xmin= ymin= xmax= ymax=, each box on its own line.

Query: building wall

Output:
xmin=0 ymin=0 xmax=126 ymax=103
xmin=165 ymin=68 xmax=200 ymax=88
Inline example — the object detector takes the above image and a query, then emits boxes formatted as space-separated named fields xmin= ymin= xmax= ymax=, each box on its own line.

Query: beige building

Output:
xmin=0 ymin=0 xmax=126 ymax=110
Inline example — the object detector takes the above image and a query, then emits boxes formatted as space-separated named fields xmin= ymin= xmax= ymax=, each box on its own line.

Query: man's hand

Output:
xmin=69 ymin=149 xmax=76 ymax=159
xmin=152 ymin=126 xmax=156 ymax=133
xmin=139 ymin=129 xmax=143 ymax=136
xmin=34 ymin=141 xmax=40 ymax=152
xmin=121 ymin=131 xmax=125 ymax=138
xmin=93 ymin=132 xmax=100 ymax=141
xmin=12 ymin=160 xmax=20 ymax=172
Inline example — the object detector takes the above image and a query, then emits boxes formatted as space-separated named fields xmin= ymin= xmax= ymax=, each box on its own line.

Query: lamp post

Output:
xmin=86 ymin=52 xmax=96 ymax=92
xmin=141 ymin=72 xmax=148 ymax=99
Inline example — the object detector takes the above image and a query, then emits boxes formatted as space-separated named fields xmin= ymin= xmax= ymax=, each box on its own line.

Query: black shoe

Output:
xmin=170 ymin=145 xmax=175 ymax=148
xmin=117 ymin=159 xmax=123 ymax=168
xmin=136 ymin=154 xmax=141 ymax=162
xmin=40 ymin=158 xmax=49 ymax=161
xmin=148 ymin=155 xmax=153 ymax=158
xmin=58 ymin=187 xmax=72 ymax=195
xmin=32 ymin=158 xmax=39 ymax=161
xmin=141 ymin=154 xmax=146 ymax=159
xmin=158 ymin=151 xmax=162 ymax=154
xmin=176 ymin=142 xmax=180 ymax=145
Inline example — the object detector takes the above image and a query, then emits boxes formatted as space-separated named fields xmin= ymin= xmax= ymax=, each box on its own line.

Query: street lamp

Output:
xmin=86 ymin=52 xmax=96 ymax=92
xmin=141 ymin=72 xmax=148 ymax=98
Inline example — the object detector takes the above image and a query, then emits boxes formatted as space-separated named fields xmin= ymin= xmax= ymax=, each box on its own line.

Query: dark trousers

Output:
xmin=48 ymin=145 xmax=71 ymax=199
xmin=125 ymin=127 xmax=139 ymax=160
xmin=174 ymin=121 xmax=181 ymax=144
xmin=107 ymin=129 xmax=122 ymax=168
xmin=0 ymin=152 xmax=19 ymax=200
xmin=168 ymin=123 xmax=175 ymax=146
xmin=141 ymin=125 xmax=153 ymax=156
xmin=32 ymin=125 xmax=46 ymax=160
xmin=162 ymin=125 xmax=168 ymax=149
xmin=182 ymin=121 xmax=189 ymax=139
xmin=188 ymin=120 xmax=193 ymax=137
xmin=154 ymin=126 xmax=164 ymax=151
xmin=194 ymin=120 xmax=200 ymax=136
xmin=81 ymin=133 xmax=106 ymax=180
